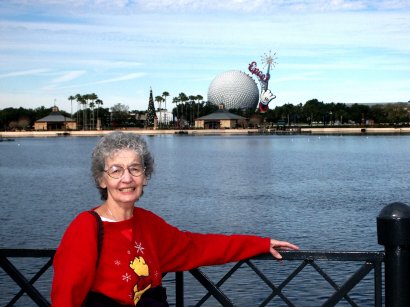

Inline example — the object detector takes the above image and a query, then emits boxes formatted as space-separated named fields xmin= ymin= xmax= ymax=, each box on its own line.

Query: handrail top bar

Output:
xmin=0 ymin=248 xmax=56 ymax=257
xmin=0 ymin=248 xmax=384 ymax=261
xmin=253 ymin=250 xmax=385 ymax=261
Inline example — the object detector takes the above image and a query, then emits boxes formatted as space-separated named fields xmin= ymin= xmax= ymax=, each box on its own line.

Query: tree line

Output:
xmin=259 ymin=99 xmax=410 ymax=127
xmin=1 ymin=95 xmax=409 ymax=131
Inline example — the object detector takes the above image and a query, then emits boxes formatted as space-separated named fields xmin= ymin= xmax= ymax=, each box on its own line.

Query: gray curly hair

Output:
xmin=91 ymin=131 xmax=154 ymax=200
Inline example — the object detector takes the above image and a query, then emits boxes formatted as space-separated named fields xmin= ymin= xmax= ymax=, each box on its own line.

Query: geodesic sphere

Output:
xmin=207 ymin=70 xmax=260 ymax=110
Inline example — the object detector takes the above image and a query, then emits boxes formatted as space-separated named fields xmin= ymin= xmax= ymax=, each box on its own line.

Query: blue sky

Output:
xmin=1 ymin=0 xmax=409 ymax=114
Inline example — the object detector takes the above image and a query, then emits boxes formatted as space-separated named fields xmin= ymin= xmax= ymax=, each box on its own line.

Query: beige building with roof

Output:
xmin=195 ymin=105 xmax=247 ymax=129
xmin=34 ymin=106 xmax=77 ymax=131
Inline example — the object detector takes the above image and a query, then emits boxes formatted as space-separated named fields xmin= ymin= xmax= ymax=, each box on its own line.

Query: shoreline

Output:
xmin=1 ymin=127 xmax=410 ymax=138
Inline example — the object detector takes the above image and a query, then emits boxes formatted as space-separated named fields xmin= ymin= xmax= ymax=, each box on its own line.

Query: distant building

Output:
xmin=34 ymin=106 xmax=76 ymax=131
xmin=132 ymin=112 xmax=147 ymax=127
xmin=195 ymin=104 xmax=247 ymax=129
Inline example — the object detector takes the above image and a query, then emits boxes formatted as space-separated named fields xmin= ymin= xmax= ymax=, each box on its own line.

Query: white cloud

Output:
xmin=0 ymin=69 xmax=51 ymax=79
xmin=379 ymin=0 xmax=410 ymax=10
xmin=51 ymin=71 xmax=86 ymax=83
xmin=39 ymin=72 xmax=146 ymax=92
xmin=93 ymin=72 xmax=146 ymax=84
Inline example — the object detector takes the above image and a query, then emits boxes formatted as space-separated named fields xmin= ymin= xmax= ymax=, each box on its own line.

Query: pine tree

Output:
xmin=145 ymin=88 xmax=157 ymax=128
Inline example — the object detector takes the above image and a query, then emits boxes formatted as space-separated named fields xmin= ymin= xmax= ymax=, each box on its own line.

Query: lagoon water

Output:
xmin=1 ymin=134 xmax=410 ymax=306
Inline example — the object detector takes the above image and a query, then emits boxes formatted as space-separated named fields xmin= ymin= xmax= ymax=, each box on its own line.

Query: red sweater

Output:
xmin=51 ymin=207 xmax=269 ymax=306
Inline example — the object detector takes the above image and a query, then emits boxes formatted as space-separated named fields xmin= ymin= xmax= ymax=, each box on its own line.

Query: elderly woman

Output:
xmin=51 ymin=131 xmax=298 ymax=306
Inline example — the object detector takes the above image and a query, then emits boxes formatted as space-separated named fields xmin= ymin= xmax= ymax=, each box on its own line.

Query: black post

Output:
xmin=175 ymin=271 xmax=184 ymax=307
xmin=377 ymin=202 xmax=410 ymax=307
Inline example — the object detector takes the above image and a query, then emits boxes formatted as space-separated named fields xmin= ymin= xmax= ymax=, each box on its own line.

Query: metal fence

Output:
xmin=181 ymin=251 xmax=385 ymax=306
xmin=1 ymin=202 xmax=409 ymax=306
xmin=0 ymin=248 xmax=384 ymax=306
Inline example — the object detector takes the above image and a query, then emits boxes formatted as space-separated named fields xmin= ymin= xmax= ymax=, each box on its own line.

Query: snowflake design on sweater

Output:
xmin=134 ymin=241 xmax=145 ymax=254
xmin=122 ymin=273 xmax=132 ymax=282
xmin=114 ymin=260 xmax=121 ymax=266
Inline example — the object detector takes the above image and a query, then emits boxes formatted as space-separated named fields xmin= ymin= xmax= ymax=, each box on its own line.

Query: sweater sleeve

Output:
xmin=142 ymin=210 xmax=270 ymax=273
xmin=51 ymin=212 xmax=99 ymax=307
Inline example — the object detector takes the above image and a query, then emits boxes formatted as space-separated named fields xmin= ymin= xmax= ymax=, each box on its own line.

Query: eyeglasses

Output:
xmin=104 ymin=164 xmax=145 ymax=179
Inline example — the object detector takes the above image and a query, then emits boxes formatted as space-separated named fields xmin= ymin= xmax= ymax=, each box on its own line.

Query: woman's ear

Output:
xmin=99 ymin=177 xmax=107 ymax=189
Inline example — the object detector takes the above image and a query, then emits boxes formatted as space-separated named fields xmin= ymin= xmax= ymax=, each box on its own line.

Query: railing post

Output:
xmin=175 ymin=271 xmax=184 ymax=307
xmin=377 ymin=202 xmax=410 ymax=307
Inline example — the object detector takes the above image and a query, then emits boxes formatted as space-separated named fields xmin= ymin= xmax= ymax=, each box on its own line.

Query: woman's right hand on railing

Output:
xmin=269 ymin=239 xmax=299 ymax=260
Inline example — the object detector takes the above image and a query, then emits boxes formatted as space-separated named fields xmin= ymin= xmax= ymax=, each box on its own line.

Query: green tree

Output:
xmin=162 ymin=91 xmax=170 ymax=126
xmin=68 ymin=95 xmax=75 ymax=118
xmin=162 ymin=91 xmax=170 ymax=110
xmin=34 ymin=106 xmax=52 ymax=120
xmin=0 ymin=107 xmax=34 ymax=130
xmin=95 ymin=98 xmax=103 ymax=129
xmin=195 ymin=95 xmax=204 ymax=119
xmin=88 ymin=93 xmax=98 ymax=129
xmin=75 ymin=94 xmax=84 ymax=130
xmin=97 ymin=107 xmax=111 ymax=129
xmin=172 ymin=96 xmax=180 ymax=125
xmin=303 ymin=99 xmax=325 ymax=125
xmin=111 ymin=103 xmax=130 ymax=128
xmin=349 ymin=103 xmax=370 ymax=125
xmin=155 ymin=95 xmax=165 ymax=127
xmin=369 ymin=104 xmax=387 ymax=124
xmin=188 ymin=95 xmax=197 ymax=125
xmin=178 ymin=92 xmax=189 ymax=126
xmin=145 ymin=89 xmax=157 ymax=128
xmin=200 ymin=101 xmax=218 ymax=118
xmin=89 ymin=101 xmax=96 ymax=130
xmin=82 ymin=94 xmax=92 ymax=130
xmin=384 ymin=103 xmax=409 ymax=125
xmin=281 ymin=103 xmax=295 ymax=125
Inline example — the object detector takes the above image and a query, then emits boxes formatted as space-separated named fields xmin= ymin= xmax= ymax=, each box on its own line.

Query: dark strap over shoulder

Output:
xmin=89 ymin=210 xmax=104 ymax=268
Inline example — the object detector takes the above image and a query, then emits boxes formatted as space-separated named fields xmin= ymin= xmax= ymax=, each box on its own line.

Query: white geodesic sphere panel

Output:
xmin=207 ymin=70 xmax=259 ymax=110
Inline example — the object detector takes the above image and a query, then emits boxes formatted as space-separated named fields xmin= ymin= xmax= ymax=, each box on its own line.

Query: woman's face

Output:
xmin=100 ymin=149 xmax=146 ymax=206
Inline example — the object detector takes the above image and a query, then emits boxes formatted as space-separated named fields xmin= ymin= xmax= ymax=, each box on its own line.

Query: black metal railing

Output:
xmin=178 ymin=250 xmax=385 ymax=306
xmin=0 ymin=248 xmax=384 ymax=306
xmin=0 ymin=248 xmax=55 ymax=306
xmin=1 ymin=202 xmax=410 ymax=306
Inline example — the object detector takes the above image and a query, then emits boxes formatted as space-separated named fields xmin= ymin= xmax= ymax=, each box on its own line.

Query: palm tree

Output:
xmin=88 ymin=93 xmax=98 ymax=129
xmin=162 ymin=91 xmax=170 ymax=125
xmin=189 ymin=95 xmax=197 ymax=126
xmin=75 ymin=94 xmax=83 ymax=130
xmin=80 ymin=94 xmax=88 ymax=130
xmin=178 ymin=92 xmax=189 ymax=126
xmin=95 ymin=98 xmax=103 ymax=130
xmin=196 ymin=94 xmax=203 ymax=118
xmin=155 ymin=96 xmax=165 ymax=127
xmin=89 ymin=101 xmax=95 ymax=129
xmin=68 ymin=95 xmax=75 ymax=118
xmin=172 ymin=97 xmax=180 ymax=127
